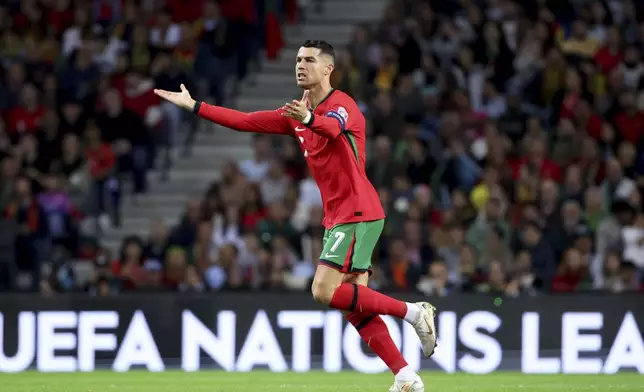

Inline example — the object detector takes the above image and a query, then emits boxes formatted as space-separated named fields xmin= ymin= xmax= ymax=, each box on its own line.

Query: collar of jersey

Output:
xmin=309 ymin=88 xmax=336 ymax=110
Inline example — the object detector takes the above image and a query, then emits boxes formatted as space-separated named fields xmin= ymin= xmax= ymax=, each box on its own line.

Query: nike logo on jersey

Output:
xmin=295 ymin=126 xmax=306 ymax=132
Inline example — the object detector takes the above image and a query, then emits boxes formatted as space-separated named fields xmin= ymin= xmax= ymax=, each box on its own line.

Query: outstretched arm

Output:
xmin=154 ymin=84 xmax=291 ymax=135
xmin=196 ymin=103 xmax=291 ymax=135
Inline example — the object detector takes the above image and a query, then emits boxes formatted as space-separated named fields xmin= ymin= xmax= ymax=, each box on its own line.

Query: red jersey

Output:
xmin=197 ymin=89 xmax=385 ymax=228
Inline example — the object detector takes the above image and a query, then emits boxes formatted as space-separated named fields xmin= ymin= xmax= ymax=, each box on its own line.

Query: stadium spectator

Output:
xmin=240 ymin=135 xmax=271 ymax=182
xmin=4 ymin=176 xmax=49 ymax=291
xmin=85 ymin=119 xmax=118 ymax=228
xmin=416 ymin=259 xmax=452 ymax=297
xmin=551 ymin=247 xmax=593 ymax=292
xmin=111 ymin=235 xmax=146 ymax=291
xmin=144 ymin=218 xmax=170 ymax=262
xmin=38 ymin=172 xmax=80 ymax=255
xmin=0 ymin=0 xmax=268 ymax=292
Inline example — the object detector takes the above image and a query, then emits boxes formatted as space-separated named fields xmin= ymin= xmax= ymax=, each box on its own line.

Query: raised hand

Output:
xmin=153 ymin=83 xmax=196 ymax=111
xmin=281 ymin=90 xmax=310 ymax=122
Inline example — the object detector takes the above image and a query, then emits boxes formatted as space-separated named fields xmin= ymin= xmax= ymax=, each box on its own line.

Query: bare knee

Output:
xmin=311 ymin=280 xmax=338 ymax=305
xmin=312 ymin=264 xmax=358 ymax=305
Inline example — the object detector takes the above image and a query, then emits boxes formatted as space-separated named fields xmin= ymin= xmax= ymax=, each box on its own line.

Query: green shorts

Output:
xmin=318 ymin=219 xmax=385 ymax=274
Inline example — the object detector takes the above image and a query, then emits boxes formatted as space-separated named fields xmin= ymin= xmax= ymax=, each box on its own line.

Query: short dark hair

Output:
xmin=302 ymin=40 xmax=335 ymax=62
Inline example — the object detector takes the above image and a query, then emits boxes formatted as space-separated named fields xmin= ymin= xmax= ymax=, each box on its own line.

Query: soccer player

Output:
xmin=154 ymin=40 xmax=437 ymax=391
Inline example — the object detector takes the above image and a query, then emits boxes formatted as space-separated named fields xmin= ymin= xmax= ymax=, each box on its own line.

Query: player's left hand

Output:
xmin=282 ymin=90 xmax=310 ymax=122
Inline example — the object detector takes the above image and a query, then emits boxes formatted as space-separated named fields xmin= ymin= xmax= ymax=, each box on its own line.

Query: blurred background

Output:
xmin=0 ymin=0 xmax=643 ymax=299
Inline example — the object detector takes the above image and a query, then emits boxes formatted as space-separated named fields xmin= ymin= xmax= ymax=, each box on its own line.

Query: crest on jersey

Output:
xmin=337 ymin=106 xmax=349 ymax=122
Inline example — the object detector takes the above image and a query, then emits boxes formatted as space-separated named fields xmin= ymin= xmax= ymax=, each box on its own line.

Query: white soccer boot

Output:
xmin=389 ymin=374 xmax=424 ymax=392
xmin=411 ymin=302 xmax=438 ymax=358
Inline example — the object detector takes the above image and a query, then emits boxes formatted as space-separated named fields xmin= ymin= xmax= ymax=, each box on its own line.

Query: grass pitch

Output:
xmin=2 ymin=371 xmax=642 ymax=391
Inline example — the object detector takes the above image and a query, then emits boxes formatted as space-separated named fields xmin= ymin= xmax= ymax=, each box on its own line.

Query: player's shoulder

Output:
xmin=329 ymin=89 xmax=357 ymax=107
xmin=327 ymin=90 xmax=362 ymax=118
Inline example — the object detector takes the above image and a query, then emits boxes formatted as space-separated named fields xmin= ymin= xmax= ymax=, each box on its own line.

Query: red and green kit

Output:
xmin=194 ymin=89 xmax=385 ymax=273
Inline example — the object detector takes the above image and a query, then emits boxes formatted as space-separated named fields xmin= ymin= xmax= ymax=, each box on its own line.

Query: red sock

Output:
xmin=330 ymin=283 xmax=407 ymax=318
xmin=346 ymin=311 xmax=408 ymax=375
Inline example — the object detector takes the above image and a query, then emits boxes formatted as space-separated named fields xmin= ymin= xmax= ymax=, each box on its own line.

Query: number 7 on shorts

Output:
xmin=318 ymin=219 xmax=385 ymax=274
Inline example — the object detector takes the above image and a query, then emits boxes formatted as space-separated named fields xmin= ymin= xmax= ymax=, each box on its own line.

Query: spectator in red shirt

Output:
xmin=6 ymin=84 xmax=46 ymax=139
xmin=111 ymin=236 xmax=146 ymax=291
xmin=164 ymin=247 xmax=188 ymax=290
xmin=85 ymin=120 xmax=118 ymax=229
xmin=552 ymin=68 xmax=584 ymax=123
xmin=93 ymin=0 xmax=120 ymax=25
xmin=551 ymin=248 xmax=592 ymax=293
xmin=241 ymin=183 xmax=267 ymax=231
xmin=219 ymin=0 xmax=255 ymax=23
xmin=167 ymin=0 xmax=205 ymax=23
xmin=593 ymin=26 xmax=623 ymax=75
xmin=613 ymin=90 xmax=644 ymax=144
xmin=513 ymin=137 xmax=562 ymax=183
xmin=119 ymin=70 xmax=161 ymax=123
xmin=219 ymin=0 xmax=261 ymax=80
xmin=574 ymin=99 xmax=602 ymax=140
xmin=95 ymin=89 xmax=151 ymax=201
xmin=48 ymin=0 xmax=74 ymax=34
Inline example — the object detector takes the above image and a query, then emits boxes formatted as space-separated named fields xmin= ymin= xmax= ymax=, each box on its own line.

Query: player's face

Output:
xmin=295 ymin=47 xmax=333 ymax=88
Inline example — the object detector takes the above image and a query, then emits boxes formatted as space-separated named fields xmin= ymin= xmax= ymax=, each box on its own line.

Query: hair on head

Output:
xmin=302 ymin=40 xmax=335 ymax=62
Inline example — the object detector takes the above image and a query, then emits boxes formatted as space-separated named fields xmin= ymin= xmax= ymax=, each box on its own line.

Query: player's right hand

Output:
xmin=154 ymin=84 xmax=196 ymax=111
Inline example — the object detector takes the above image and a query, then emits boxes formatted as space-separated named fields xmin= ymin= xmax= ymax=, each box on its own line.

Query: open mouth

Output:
xmin=297 ymin=73 xmax=306 ymax=79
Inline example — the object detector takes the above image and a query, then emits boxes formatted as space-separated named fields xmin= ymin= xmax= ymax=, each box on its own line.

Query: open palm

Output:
xmin=153 ymin=83 xmax=196 ymax=111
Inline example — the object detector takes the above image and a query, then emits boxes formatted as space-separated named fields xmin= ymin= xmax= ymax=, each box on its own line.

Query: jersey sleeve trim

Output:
xmin=343 ymin=130 xmax=359 ymax=163
xmin=193 ymin=101 xmax=202 ymax=114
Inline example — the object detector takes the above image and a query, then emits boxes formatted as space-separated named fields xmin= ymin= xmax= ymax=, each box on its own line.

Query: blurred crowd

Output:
xmin=3 ymin=0 xmax=644 ymax=297
xmin=0 ymin=0 xmax=293 ymax=292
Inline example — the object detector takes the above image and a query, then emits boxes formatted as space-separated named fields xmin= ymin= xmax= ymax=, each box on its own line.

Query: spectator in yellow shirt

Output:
xmin=561 ymin=21 xmax=600 ymax=59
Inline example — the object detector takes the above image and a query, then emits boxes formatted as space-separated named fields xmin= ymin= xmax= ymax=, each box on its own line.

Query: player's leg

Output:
xmin=311 ymin=220 xmax=437 ymax=357
xmin=312 ymin=221 xmax=411 ymax=316
xmin=343 ymin=272 xmax=423 ymax=391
